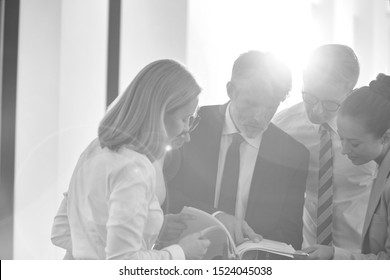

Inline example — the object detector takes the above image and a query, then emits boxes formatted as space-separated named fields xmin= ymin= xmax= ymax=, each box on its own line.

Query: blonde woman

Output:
xmin=51 ymin=59 xmax=209 ymax=259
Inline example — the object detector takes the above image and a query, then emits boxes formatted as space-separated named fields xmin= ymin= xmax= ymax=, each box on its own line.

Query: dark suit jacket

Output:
xmin=361 ymin=149 xmax=390 ymax=258
xmin=164 ymin=104 xmax=309 ymax=250
xmin=334 ymin=148 xmax=390 ymax=259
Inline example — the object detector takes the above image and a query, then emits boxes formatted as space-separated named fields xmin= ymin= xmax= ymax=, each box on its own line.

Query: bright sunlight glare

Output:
xmin=188 ymin=0 xmax=324 ymax=111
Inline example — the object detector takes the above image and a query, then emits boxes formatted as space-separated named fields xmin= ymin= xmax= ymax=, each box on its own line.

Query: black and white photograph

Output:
xmin=0 ymin=0 xmax=389 ymax=278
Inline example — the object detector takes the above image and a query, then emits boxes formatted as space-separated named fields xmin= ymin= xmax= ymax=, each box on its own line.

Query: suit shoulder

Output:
xmin=197 ymin=104 xmax=227 ymax=123
xmin=268 ymin=123 xmax=309 ymax=156
xmin=199 ymin=104 xmax=225 ymax=114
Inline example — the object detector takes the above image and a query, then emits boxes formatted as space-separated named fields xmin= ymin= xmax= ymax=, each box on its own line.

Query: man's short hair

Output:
xmin=303 ymin=44 xmax=360 ymax=91
xmin=231 ymin=50 xmax=292 ymax=101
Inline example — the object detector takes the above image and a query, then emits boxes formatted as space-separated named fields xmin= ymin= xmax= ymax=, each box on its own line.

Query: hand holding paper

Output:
xmin=298 ymin=245 xmax=333 ymax=260
xmin=178 ymin=206 xmax=307 ymax=259
xmin=159 ymin=213 xmax=196 ymax=243
xmin=178 ymin=231 xmax=210 ymax=260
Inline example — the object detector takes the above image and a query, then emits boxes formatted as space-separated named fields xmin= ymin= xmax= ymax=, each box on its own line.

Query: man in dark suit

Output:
xmin=164 ymin=50 xmax=309 ymax=253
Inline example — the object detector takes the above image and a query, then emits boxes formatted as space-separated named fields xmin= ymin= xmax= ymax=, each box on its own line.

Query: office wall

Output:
xmin=119 ymin=0 xmax=188 ymax=93
xmin=352 ymin=0 xmax=390 ymax=86
xmin=15 ymin=0 xmax=108 ymax=259
xmin=316 ymin=0 xmax=390 ymax=87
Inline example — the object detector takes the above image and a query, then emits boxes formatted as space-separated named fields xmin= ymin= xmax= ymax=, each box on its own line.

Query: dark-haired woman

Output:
xmin=303 ymin=74 xmax=390 ymax=259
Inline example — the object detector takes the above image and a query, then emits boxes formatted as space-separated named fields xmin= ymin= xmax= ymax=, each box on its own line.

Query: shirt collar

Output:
xmin=223 ymin=102 xmax=262 ymax=149
xmin=304 ymin=113 xmax=337 ymax=134
xmin=327 ymin=117 xmax=337 ymax=133
xmin=318 ymin=117 xmax=337 ymax=134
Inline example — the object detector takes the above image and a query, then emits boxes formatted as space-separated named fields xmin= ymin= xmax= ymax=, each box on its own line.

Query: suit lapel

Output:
xmin=256 ymin=124 xmax=276 ymax=163
xmin=362 ymin=150 xmax=390 ymax=238
xmin=246 ymin=125 xmax=281 ymax=224
xmin=192 ymin=104 xmax=227 ymax=201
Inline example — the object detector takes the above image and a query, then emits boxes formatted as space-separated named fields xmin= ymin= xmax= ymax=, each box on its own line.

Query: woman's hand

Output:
xmin=158 ymin=213 xmax=195 ymax=244
xmin=178 ymin=232 xmax=210 ymax=260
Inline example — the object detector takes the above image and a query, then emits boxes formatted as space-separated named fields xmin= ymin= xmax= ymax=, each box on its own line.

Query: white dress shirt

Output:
xmin=273 ymin=102 xmax=376 ymax=252
xmin=214 ymin=103 xmax=263 ymax=219
xmin=56 ymin=139 xmax=184 ymax=259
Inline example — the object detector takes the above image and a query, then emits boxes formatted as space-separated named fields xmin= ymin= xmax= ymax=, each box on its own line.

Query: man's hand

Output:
xmin=215 ymin=212 xmax=262 ymax=245
xmin=298 ymin=245 xmax=334 ymax=260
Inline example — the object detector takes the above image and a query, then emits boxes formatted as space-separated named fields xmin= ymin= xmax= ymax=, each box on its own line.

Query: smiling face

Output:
xmin=228 ymin=80 xmax=280 ymax=138
xmin=337 ymin=115 xmax=385 ymax=165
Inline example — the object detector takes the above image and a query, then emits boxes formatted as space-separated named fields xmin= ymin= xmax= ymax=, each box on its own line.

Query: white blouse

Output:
xmin=52 ymin=139 xmax=184 ymax=260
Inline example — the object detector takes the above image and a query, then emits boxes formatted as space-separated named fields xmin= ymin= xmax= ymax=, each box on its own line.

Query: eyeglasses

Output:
xmin=188 ymin=114 xmax=201 ymax=133
xmin=302 ymin=91 xmax=341 ymax=112
xmin=177 ymin=113 xmax=201 ymax=138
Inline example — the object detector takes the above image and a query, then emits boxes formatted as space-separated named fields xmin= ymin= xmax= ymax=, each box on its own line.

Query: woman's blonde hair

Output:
xmin=98 ymin=59 xmax=201 ymax=161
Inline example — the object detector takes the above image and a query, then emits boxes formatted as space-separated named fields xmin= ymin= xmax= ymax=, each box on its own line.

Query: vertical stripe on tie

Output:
xmin=317 ymin=123 xmax=334 ymax=246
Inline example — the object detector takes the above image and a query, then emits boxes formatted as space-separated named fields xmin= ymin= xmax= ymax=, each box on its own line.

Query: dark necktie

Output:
xmin=219 ymin=133 xmax=244 ymax=215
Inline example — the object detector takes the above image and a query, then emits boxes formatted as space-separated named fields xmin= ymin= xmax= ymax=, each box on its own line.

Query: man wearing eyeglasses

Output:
xmin=273 ymin=44 xmax=376 ymax=253
xmin=165 ymin=51 xmax=310 ymax=257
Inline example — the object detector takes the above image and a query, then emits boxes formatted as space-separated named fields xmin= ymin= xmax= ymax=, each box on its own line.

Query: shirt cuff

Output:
xmin=333 ymin=246 xmax=351 ymax=260
xmin=163 ymin=244 xmax=185 ymax=260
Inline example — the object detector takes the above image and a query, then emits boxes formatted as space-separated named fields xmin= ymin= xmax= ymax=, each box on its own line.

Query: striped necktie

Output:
xmin=317 ymin=123 xmax=334 ymax=245
xmin=219 ymin=133 xmax=244 ymax=215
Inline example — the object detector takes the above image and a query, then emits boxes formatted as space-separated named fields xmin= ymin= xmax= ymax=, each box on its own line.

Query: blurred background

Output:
xmin=0 ymin=0 xmax=389 ymax=259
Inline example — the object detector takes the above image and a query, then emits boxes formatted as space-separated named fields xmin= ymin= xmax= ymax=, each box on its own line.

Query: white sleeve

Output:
xmin=105 ymin=159 xmax=184 ymax=260
xmin=51 ymin=192 xmax=73 ymax=253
